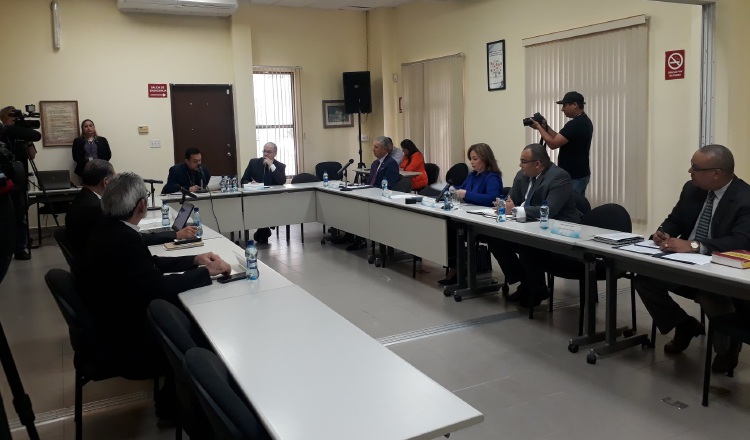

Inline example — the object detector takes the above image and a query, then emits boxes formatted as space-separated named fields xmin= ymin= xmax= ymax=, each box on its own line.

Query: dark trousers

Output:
xmin=485 ymin=237 xmax=524 ymax=286
xmin=9 ymin=189 xmax=27 ymax=253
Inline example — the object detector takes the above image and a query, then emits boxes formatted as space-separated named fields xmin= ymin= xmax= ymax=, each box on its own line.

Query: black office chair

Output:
xmin=183 ymin=348 xmax=271 ymax=440
xmin=390 ymin=176 xmax=413 ymax=193
xmin=282 ymin=173 xmax=321 ymax=244
xmin=573 ymin=192 xmax=591 ymax=215
xmin=53 ymin=228 xmax=78 ymax=274
xmin=147 ymin=300 xmax=213 ymax=440
xmin=425 ymin=163 xmax=440 ymax=186
xmin=702 ymin=311 xmax=750 ymax=406
xmin=445 ymin=162 xmax=469 ymax=187
xmin=315 ymin=161 xmax=342 ymax=182
xmin=44 ymin=269 xmax=158 ymax=440
xmin=543 ymin=204 xmax=638 ymax=334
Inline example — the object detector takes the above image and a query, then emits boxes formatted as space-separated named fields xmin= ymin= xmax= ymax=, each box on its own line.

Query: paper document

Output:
xmin=139 ymin=218 xmax=163 ymax=226
xmin=618 ymin=244 xmax=662 ymax=255
xmin=635 ymin=240 xmax=659 ymax=249
xmin=661 ymin=253 xmax=712 ymax=265
xmin=389 ymin=194 xmax=413 ymax=199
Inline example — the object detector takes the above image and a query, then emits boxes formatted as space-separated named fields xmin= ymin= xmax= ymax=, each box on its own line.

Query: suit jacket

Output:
xmin=241 ymin=158 xmax=286 ymax=185
xmin=72 ymin=136 xmax=112 ymax=177
xmin=661 ymin=178 xmax=750 ymax=253
xmin=370 ymin=155 xmax=399 ymax=187
xmin=509 ymin=164 xmax=581 ymax=223
xmin=77 ymin=217 xmax=211 ymax=369
xmin=65 ymin=187 xmax=176 ymax=259
xmin=162 ymin=163 xmax=211 ymax=194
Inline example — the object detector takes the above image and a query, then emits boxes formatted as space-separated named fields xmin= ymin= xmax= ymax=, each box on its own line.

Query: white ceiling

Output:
xmin=247 ymin=0 xmax=413 ymax=11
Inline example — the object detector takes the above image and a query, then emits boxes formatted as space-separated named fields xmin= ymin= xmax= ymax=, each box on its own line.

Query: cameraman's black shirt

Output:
xmin=558 ymin=112 xmax=593 ymax=179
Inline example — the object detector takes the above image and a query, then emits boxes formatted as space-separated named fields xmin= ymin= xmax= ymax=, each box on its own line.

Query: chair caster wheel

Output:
xmin=320 ymin=239 xmax=326 ymax=245
xmin=375 ymin=259 xmax=381 ymax=268
xmin=453 ymin=295 xmax=462 ymax=302
xmin=368 ymin=255 xmax=375 ymax=264
xmin=586 ymin=352 xmax=597 ymax=365
xmin=568 ymin=343 xmax=579 ymax=353
xmin=443 ymin=288 xmax=452 ymax=297
xmin=623 ymin=329 xmax=634 ymax=338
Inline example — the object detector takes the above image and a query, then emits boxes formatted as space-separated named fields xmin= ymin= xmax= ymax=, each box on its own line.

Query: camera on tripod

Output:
xmin=522 ymin=112 xmax=545 ymax=127
xmin=9 ymin=105 xmax=41 ymax=129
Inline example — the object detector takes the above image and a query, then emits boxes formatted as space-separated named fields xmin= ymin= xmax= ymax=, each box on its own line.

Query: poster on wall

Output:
xmin=39 ymin=101 xmax=79 ymax=147
xmin=487 ymin=39 xmax=506 ymax=91
xmin=665 ymin=50 xmax=685 ymax=80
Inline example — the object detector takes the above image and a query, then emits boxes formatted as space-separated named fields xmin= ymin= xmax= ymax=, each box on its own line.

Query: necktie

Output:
xmin=370 ymin=161 xmax=382 ymax=186
xmin=524 ymin=177 xmax=537 ymax=207
xmin=694 ymin=191 xmax=715 ymax=240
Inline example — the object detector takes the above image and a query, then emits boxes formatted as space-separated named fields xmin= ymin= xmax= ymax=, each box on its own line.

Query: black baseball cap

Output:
xmin=556 ymin=91 xmax=585 ymax=106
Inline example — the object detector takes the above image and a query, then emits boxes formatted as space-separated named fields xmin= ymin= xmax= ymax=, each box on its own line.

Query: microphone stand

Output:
xmin=145 ymin=180 xmax=161 ymax=211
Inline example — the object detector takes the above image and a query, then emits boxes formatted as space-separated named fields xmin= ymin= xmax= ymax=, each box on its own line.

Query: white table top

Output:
xmin=185 ymin=285 xmax=484 ymax=440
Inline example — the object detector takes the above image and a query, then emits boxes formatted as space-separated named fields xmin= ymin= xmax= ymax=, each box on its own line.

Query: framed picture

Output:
xmin=322 ymin=100 xmax=353 ymax=128
xmin=487 ymin=39 xmax=506 ymax=91
xmin=39 ymin=100 xmax=80 ymax=147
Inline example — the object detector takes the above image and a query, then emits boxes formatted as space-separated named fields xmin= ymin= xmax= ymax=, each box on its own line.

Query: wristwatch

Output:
xmin=690 ymin=241 xmax=700 ymax=253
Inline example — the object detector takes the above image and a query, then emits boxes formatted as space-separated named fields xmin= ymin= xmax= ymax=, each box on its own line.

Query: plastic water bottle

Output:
xmin=381 ymin=179 xmax=388 ymax=196
xmin=220 ymin=176 xmax=227 ymax=193
xmin=496 ymin=198 xmax=506 ymax=222
xmin=193 ymin=207 xmax=203 ymax=238
xmin=540 ymin=200 xmax=549 ymax=230
xmin=231 ymin=176 xmax=238 ymax=192
xmin=443 ymin=188 xmax=453 ymax=211
xmin=245 ymin=240 xmax=259 ymax=280
xmin=323 ymin=171 xmax=329 ymax=187
xmin=161 ymin=202 xmax=170 ymax=227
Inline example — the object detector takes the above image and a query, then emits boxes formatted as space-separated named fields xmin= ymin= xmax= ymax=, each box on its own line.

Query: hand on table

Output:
xmin=176 ymin=226 xmax=198 ymax=240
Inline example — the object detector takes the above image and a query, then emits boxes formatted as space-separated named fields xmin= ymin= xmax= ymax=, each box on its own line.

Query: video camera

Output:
xmin=522 ymin=112 xmax=545 ymax=127
xmin=9 ymin=105 xmax=41 ymax=130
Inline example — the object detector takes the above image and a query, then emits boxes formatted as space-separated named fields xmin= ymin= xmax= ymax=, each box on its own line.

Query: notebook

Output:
xmin=36 ymin=170 xmax=72 ymax=190
xmin=142 ymin=202 xmax=194 ymax=234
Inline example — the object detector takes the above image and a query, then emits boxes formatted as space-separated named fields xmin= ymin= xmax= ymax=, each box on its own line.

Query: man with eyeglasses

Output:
xmin=635 ymin=144 xmax=750 ymax=373
xmin=487 ymin=143 xmax=581 ymax=307
xmin=77 ymin=171 xmax=231 ymax=417
xmin=530 ymin=91 xmax=593 ymax=196
xmin=241 ymin=142 xmax=287 ymax=244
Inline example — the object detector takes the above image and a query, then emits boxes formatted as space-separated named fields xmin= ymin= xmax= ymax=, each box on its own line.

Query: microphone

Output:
xmin=337 ymin=159 xmax=355 ymax=175
xmin=197 ymin=164 xmax=205 ymax=188
xmin=179 ymin=187 xmax=197 ymax=199
xmin=434 ymin=180 xmax=454 ymax=203
xmin=143 ymin=179 xmax=163 ymax=184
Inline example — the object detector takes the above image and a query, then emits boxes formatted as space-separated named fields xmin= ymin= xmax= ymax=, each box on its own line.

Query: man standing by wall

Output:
xmin=531 ymin=91 xmax=593 ymax=196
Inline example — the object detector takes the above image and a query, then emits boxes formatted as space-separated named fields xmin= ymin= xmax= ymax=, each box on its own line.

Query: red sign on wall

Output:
xmin=148 ymin=83 xmax=168 ymax=98
xmin=665 ymin=50 xmax=685 ymax=80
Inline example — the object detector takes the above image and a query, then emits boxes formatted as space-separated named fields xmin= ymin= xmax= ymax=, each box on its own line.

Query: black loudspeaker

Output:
xmin=343 ymin=71 xmax=372 ymax=114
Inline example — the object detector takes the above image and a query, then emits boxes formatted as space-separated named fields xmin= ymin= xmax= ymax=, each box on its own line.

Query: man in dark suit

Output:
xmin=635 ymin=144 xmax=750 ymax=373
xmin=161 ymin=148 xmax=211 ymax=194
xmin=241 ymin=142 xmax=287 ymax=243
xmin=66 ymin=160 xmax=197 ymax=259
xmin=77 ymin=172 xmax=230 ymax=406
xmin=488 ymin=143 xmax=581 ymax=306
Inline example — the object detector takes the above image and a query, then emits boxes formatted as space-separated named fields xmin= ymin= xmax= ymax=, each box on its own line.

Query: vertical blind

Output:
xmin=524 ymin=20 xmax=648 ymax=220
xmin=253 ymin=66 xmax=304 ymax=176
xmin=402 ymin=54 xmax=465 ymax=182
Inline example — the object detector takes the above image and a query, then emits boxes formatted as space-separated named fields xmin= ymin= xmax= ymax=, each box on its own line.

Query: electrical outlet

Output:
xmin=361 ymin=135 xmax=369 ymax=142
xmin=150 ymin=139 xmax=161 ymax=148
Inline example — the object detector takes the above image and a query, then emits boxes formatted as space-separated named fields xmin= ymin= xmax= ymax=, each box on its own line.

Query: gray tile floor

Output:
xmin=1 ymin=224 xmax=748 ymax=439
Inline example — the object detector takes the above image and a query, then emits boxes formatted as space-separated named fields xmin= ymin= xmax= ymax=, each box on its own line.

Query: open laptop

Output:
xmin=142 ymin=202 xmax=194 ymax=234
xmin=36 ymin=170 xmax=72 ymax=190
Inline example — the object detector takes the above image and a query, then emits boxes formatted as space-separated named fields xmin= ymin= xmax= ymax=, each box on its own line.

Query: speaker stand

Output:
xmin=356 ymin=109 xmax=365 ymax=171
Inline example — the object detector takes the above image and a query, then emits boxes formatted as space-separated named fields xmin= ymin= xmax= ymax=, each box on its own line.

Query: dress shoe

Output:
xmin=346 ymin=239 xmax=367 ymax=251
xmin=437 ymin=274 xmax=458 ymax=286
xmin=664 ymin=316 xmax=705 ymax=354
xmin=14 ymin=251 xmax=31 ymax=261
xmin=505 ymin=284 xmax=527 ymax=302
xmin=711 ymin=344 xmax=741 ymax=374
xmin=331 ymin=233 xmax=354 ymax=245
xmin=519 ymin=288 xmax=550 ymax=308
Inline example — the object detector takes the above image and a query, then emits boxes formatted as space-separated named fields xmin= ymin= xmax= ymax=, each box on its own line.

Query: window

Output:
xmin=253 ymin=67 xmax=304 ymax=176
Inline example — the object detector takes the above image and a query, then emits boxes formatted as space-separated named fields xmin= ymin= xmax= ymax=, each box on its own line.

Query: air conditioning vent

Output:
xmin=117 ymin=0 xmax=238 ymax=17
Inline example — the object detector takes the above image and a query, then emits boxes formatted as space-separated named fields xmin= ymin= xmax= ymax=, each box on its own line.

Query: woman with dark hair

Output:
xmin=439 ymin=143 xmax=503 ymax=285
xmin=72 ymin=119 xmax=112 ymax=178
xmin=399 ymin=139 xmax=428 ymax=190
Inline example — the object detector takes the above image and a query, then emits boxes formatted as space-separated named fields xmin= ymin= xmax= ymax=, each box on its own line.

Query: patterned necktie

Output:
xmin=694 ymin=191 xmax=715 ymax=241
xmin=370 ymin=161 xmax=382 ymax=186
xmin=524 ymin=177 xmax=536 ymax=207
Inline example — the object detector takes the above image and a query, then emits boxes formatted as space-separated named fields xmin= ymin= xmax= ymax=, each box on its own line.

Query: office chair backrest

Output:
xmin=390 ymin=176 xmax=412 ymax=193
xmin=445 ymin=163 xmax=469 ymax=187
xmin=502 ymin=187 xmax=511 ymax=198
xmin=573 ymin=193 xmax=592 ymax=215
xmin=290 ymin=173 xmax=320 ymax=184
xmin=44 ymin=269 xmax=97 ymax=360
xmin=315 ymin=161 xmax=342 ymax=181
xmin=581 ymin=203 xmax=631 ymax=233
xmin=184 ymin=348 xmax=270 ymax=440
xmin=53 ymin=228 xmax=78 ymax=272
xmin=147 ymin=299 xmax=213 ymax=438
xmin=424 ymin=163 xmax=440 ymax=185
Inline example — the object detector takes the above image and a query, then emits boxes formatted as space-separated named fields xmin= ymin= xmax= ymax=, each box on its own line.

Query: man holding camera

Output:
xmin=1 ymin=106 xmax=40 ymax=260
xmin=529 ymin=91 xmax=593 ymax=196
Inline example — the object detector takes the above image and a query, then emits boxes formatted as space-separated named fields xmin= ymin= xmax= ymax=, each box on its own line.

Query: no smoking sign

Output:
xmin=665 ymin=50 xmax=685 ymax=80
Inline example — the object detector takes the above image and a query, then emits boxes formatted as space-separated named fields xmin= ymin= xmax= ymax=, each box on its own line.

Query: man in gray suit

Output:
xmin=488 ymin=143 xmax=581 ymax=307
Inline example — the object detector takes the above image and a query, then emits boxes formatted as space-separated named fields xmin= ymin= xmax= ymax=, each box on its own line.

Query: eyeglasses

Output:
xmin=689 ymin=164 xmax=722 ymax=172
xmin=263 ymin=150 xmax=274 ymax=154
xmin=519 ymin=159 xmax=539 ymax=165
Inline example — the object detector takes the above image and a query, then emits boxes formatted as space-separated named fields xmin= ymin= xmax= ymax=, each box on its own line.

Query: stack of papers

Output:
xmin=593 ymin=232 xmax=644 ymax=245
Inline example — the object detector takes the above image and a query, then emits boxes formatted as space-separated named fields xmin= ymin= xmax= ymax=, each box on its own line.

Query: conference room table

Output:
xmin=146 ymin=218 xmax=484 ymax=439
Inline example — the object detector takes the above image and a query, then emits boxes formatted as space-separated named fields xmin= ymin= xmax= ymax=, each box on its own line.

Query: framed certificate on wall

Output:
xmin=40 ymin=100 xmax=79 ymax=147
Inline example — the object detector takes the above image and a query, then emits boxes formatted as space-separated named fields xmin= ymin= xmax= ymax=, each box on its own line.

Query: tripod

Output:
xmin=0 ymin=318 xmax=39 ymax=439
